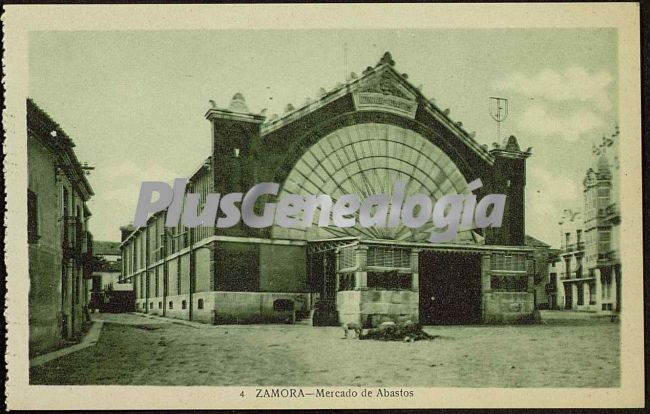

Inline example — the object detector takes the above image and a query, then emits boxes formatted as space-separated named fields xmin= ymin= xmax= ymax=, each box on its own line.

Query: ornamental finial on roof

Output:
xmin=228 ymin=92 xmax=249 ymax=113
xmin=505 ymin=135 xmax=521 ymax=152
xmin=379 ymin=51 xmax=395 ymax=67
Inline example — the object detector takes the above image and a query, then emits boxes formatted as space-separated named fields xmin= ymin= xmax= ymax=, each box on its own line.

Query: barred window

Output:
xmin=339 ymin=248 xmax=356 ymax=269
xmin=490 ymin=275 xmax=527 ymax=292
xmin=491 ymin=254 xmax=526 ymax=271
xmin=367 ymin=247 xmax=410 ymax=268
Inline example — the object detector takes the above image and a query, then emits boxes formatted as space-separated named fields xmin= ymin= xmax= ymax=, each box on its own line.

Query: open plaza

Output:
xmin=30 ymin=313 xmax=619 ymax=388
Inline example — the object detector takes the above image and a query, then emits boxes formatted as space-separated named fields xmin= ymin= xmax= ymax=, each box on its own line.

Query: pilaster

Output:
xmin=593 ymin=267 xmax=602 ymax=311
xmin=410 ymin=249 xmax=420 ymax=291
xmin=354 ymin=246 xmax=369 ymax=289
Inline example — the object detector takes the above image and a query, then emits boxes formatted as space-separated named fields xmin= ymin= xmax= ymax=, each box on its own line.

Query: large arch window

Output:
xmin=272 ymin=123 xmax=478 ymax=243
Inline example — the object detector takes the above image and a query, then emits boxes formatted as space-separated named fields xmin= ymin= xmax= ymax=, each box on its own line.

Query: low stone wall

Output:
xmin=482 ymin=292 xmax=535 ymax=323
xmin=135 ymin=292 xmax=311 ymax=324
xmin=210 ymin=291 xmax=310 ymax=324
xmin=337 ymin=289 xmax=419 ymax=327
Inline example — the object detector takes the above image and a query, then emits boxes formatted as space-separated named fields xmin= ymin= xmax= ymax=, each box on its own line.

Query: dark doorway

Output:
xmin=564 ymin=282 xmax=573 ymax=309
xmin=419 ymin=251 xmax=482 ymax=325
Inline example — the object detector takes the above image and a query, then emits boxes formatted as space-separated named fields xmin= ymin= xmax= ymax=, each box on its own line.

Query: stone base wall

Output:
xmin=337 ymin=289 xmax=419 ymax=327
xmin=482 ymin=292 xmax=535 ymax=323
xmin=135 ymin=291 xmax=311 ymax=324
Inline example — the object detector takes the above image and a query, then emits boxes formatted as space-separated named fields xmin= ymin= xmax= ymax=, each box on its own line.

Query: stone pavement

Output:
xmin=30 ymin=312 xmax=620 ymax=387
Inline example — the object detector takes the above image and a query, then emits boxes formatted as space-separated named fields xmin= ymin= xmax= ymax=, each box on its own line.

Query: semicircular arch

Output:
xmin=271 ymin=122 xmax=478 ymax=243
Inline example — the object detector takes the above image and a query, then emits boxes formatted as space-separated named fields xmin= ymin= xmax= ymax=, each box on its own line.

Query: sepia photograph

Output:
xmin=4 ymin=3 xmax=644 ymax=410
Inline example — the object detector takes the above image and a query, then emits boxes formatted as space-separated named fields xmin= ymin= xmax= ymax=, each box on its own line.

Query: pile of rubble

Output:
xmin=359 ymin=321 xmax=439 ymax=342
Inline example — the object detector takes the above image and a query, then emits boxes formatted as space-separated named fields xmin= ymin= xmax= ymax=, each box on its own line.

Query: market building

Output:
xmin=28 ymin=99 xmax=94 ymax=356
xmin=120 ymin=52 xmax=538 ymax=327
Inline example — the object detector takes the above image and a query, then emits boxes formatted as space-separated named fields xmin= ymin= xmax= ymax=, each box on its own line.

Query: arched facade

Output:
xmin=124 ymin=53 xmax=536 ymax=327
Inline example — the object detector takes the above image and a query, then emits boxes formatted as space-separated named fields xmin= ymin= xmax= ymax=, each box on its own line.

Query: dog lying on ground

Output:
xmin=342 ymin=320 xmax=436 ymax=341
xmin=342 ymin=321 xmax=362 ymax=339
xmin=342 ymin=320 xmax=399 ymax=339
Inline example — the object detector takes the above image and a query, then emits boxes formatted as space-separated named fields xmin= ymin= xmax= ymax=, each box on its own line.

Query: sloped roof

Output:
xmin=524 ymin=234 xmax=551 ymax=248
xmin=207 ymin=52 xmax=494 ymax=165
xmin=27 ymin=98 xmax=94 ymax=200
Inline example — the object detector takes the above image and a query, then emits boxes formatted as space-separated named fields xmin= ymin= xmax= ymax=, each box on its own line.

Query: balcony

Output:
xmin=560 ymin=270 xmax=589 ymax=280
xmin=562 ymin=242 xmax=585 ymax=254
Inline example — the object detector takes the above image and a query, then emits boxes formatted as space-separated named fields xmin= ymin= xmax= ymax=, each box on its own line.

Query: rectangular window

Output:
xmin=28 ymin=190 xmax=39 ymax=243
xmin=339 ymin=249 xmax=356 ymax=270
xmin=367 ymin=247 xmax=410 ymax=268
xmin=490 ymin=275 xmax=527 ymax=292
xmin=132 ymin=241 xmax=137 ymax=271
xmin=491 ymin=254 xmax=526 ymax=271
xmin=177 ymin=257 xmax=182 ymax=295
xmin=155 ymin=269 xmax=159 ymax=297
xmin=366 ymin=271 xmax=411 ymax=290
xmin=599 ymin=230 xmax=611 ymax=253
xmin=140 ymin=234 xmax=145 ymax=268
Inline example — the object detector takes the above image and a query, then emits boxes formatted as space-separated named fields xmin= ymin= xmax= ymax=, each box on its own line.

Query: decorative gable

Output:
xmin=352 ymin=67 xmax=418 ymax=119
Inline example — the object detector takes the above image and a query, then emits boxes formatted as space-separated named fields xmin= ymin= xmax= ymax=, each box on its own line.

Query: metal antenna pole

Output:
xmin=490 ymin=97 xmax=509 ymax=146
xmin=343 ymin=42 xmax=348 ymax=80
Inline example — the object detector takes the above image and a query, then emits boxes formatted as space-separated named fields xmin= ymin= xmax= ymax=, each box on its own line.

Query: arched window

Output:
xmin=272 ymin=123 xmax=473 ymax=243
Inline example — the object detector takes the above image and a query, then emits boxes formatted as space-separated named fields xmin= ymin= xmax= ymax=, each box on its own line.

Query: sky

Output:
xmin=28 ymin=29 xmax=619 ymax=247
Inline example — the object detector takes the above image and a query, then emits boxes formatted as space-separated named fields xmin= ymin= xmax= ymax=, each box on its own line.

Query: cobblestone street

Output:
xmin=30 ymin=313 xmax=620 ymax=387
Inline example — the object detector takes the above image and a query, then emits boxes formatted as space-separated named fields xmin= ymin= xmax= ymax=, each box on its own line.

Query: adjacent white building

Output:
xmin=551 ymin=150 xmax=621 ymax=313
